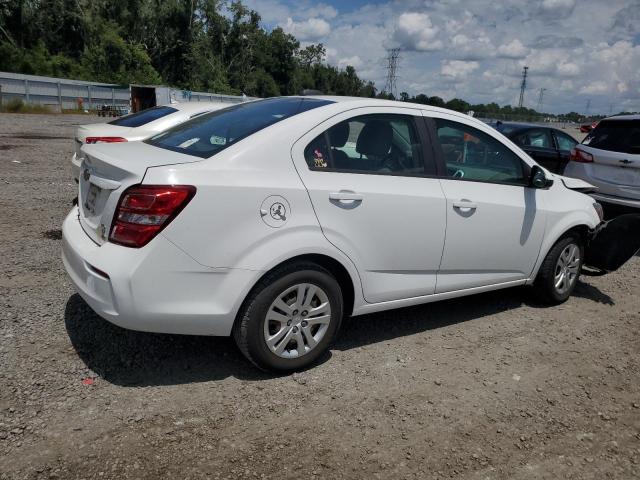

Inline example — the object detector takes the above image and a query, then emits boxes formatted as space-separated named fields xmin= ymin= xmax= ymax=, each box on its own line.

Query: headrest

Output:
xmin=328 ymin=122 xmax=349 ymax=147
xmin=356 ymin=120 xmax=392 ymax=156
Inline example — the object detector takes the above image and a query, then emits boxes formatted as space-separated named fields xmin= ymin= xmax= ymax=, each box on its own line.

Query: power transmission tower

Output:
xmin=383 ymin=48 xmax=400 ymax=99
xmin=536 ymin=88 xmax=547 ymax=112
xmin=518 ymin=66 xmax=528 ymax=108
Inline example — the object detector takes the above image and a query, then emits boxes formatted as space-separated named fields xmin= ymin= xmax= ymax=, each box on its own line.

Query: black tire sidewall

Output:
xmin=243 ymin=268 xmax=343 ymax=371
xmin=541 ymin=235 xmax=584 ymax=303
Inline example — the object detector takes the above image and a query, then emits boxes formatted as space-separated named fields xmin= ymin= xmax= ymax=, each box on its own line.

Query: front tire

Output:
xmin=233 ymin=262 xmax=343 ymax=372
xmin=534 ymin=234 xmax=583 ymax=304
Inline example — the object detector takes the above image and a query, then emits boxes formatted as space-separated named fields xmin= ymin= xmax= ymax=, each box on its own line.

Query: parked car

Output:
xmin=62 ymin=97 xmax=639 ymax=371
xmin=492 ymin=121 xmax=578 ymax=173
xmin=564 ymin=115 xmax=640 ymax=209
xmin=580 ymin=121 xmax=598 ymax=133
xmin=71 ymin=102 xmax=234 ymax=180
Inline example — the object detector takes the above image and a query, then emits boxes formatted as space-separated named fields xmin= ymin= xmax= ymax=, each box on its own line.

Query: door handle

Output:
xmin=329 ymin=191 xmax=364 ymax=202
xmin=452 ymin=200 xmax=477 ymax=210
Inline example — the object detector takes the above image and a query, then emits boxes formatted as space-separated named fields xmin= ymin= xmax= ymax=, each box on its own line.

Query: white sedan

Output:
xmin=61 ymin=97 xmax=639 ymax=371
xmin=71 ymin=102 xmax=233 ymax=180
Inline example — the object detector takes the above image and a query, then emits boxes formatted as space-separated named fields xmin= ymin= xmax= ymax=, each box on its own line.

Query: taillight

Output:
xmin=109 ymin=185 xmax=196 ymax=248
xmin=85 ymin=137 xmax=128 ymax=144
xmin=569 ymin=148 xmax=593 ymax=163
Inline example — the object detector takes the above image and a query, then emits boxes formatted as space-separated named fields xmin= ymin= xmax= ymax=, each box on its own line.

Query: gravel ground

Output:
xmin=0 ymin=113 xmax=639 ymax=480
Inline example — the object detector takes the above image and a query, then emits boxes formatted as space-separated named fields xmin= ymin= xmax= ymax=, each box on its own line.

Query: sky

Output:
xmin=243 ymin=0 xmax=640 ymax=114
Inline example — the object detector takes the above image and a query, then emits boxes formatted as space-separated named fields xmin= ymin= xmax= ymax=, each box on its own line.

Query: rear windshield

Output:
xmin=145 ymin=97 xmax=334 ymax=158
xmin=583 ymin=119 xmax=640 ymax=154
xmin=109 ymin=106 xmax=177 ymax=128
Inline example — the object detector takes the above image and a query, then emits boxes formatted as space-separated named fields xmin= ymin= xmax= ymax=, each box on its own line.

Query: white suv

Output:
xmin=564 ymin=115 xmax=640 ymax=209
xmin=62 ymin=97 xmax=636 ymax=371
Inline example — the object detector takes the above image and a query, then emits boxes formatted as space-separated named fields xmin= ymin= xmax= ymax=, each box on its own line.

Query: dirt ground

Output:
xmin=0 ymin=113 xmax=638 ymax=480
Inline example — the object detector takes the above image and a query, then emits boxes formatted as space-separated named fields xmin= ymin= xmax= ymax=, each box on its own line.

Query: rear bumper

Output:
xmin=62 ymin=207 xmax=259 ymax=336
xmin=590 ymin=192 xmax=640 ymax=209
xmin=563 ymin=163 xmax=640 ymax=209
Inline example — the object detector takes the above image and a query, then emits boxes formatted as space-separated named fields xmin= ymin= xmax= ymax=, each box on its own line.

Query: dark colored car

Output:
xmin=491 ymin=121 xmax=579 ymax=173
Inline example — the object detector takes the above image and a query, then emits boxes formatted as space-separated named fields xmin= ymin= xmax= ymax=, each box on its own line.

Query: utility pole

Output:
xmin=383 ymin=48 xmax=400 ymax=99
xmin=536 ymin=88 xmax=547 ymax=112
xmin=518 ymin=66 xmax=528 ymax=108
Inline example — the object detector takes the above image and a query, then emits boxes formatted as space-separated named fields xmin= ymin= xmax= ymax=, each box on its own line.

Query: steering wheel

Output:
xmin=452 ymin=169 xmax=465 ymax=179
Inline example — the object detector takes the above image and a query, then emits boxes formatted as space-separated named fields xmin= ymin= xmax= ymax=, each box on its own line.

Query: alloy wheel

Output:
xmin=554 ymin=243 xmax=581 ymax=295
xmin=263 ymin=283 xmax=332 ymax=359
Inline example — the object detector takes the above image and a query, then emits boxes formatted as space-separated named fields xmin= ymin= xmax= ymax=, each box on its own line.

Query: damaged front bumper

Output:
xmin=585 ymin=214 xmax=640 ymax=273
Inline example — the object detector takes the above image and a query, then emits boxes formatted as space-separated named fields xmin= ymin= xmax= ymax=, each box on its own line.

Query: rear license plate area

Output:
xmin=84 ymin=183 xmax=101 ymax=215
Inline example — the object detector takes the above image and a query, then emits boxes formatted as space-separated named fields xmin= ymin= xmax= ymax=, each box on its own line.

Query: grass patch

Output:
xmin=1 ymin=98 xmax=52 ymax=114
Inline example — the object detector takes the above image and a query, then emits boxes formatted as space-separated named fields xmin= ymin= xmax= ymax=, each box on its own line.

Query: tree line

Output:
xmin=0 ymin=1 xmax=626 ymax=120
xmin=0 ymin=0 xmax=375 ymax=98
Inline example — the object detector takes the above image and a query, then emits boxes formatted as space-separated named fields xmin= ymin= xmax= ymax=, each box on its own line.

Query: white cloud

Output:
xmin=441 ymin=60 xmax=480 ymax=81
xmin=337 ymin=55 xmax=364 ymax=69
xmin=497 ymin=39 xmax=529 ymax=59
xmin=249 ymin=0 xmax=640 ymax=113
xmin=579 ymin=81 xmax=609 ymax=95
xmin=393 ymin=12 xmax=443 ymax=51
xmin=540 ymin=0 xmax=577 ymax=15
xmin=280 ymin=17 xmax=330 ymax=41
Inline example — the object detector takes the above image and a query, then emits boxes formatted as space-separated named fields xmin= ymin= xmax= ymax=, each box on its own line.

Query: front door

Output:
xmin=428 ymin=115 xmax=547 ymax=293
xmin=291 ymin=107 xmax=447 ymax=303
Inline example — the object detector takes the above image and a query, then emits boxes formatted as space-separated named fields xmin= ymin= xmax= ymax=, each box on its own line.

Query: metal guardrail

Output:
xmin=0 ymin=71 xmax=250 ymax=112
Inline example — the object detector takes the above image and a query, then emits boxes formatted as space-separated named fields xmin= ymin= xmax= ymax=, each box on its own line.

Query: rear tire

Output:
xmin=533 ymin=234 xmax=583 ymax=304
xmin=233 ymin=262 xmax=343 ymax=372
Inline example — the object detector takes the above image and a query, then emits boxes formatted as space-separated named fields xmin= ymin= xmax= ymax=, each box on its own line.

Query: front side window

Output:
xmin=435 ymin=118 xmax=527 ymax=185
xmin=304 ymin=114 xmax=427 ymax=175
xmin=109 ymin=106 xmax=177 ymax=128
xmin=513 ymin=129 xmax=553 ymax=149
xmin=147 ymin=98 xmax=333 ymax=158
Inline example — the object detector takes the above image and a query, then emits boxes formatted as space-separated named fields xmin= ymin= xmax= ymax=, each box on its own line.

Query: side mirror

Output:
xmin=530 ymin=165 xmax=553 ymax=189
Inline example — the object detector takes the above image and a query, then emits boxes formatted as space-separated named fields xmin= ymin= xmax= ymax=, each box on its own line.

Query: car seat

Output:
xmin=355 ymin=120 xmax=392 ymax=171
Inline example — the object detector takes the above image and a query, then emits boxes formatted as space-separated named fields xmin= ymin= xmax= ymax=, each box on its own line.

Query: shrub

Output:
xmin=1 ymin=98 xmax=51 ymax=114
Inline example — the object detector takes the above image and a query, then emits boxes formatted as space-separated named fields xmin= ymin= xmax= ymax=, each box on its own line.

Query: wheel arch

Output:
xmin=236 ymin=253 xmax=358 ymax=323
xmin=529 ymin=217 xmax=596 ymax=284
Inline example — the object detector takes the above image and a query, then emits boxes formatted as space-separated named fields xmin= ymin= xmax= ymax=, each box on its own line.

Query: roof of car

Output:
xmin=601 ymin=114 xmax=640 ymax=121
xmin=168 ymin=101 xmax=235 ymax=112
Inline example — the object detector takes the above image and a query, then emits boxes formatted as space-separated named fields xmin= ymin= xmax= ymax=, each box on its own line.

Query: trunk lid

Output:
xmin=78 ymin=141 xmax=201 ymax=245
xmin=75 ymin=123 xmax=134 ymax=166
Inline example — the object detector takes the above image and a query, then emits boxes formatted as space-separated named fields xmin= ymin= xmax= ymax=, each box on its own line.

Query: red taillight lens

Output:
xmin=85 ymin=137 xmax=128 ymax=144
xmin=109 ymin=185 xmax=196 ymax=248
xmin=569 ymin=148 xmax=594 ymax=163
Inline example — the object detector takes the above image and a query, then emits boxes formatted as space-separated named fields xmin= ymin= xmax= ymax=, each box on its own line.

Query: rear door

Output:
xmin=552 ymin=129 xmax=578 ymax=174
xmin=579 ymin=119 xmax=640 ymax=200
xmin=291 ymin=107 xmax=447 ymax=303
xmin=512 ymin=128 xmax=561 ymax=172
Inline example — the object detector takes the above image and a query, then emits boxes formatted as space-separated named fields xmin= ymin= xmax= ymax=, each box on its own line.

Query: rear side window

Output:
xmin=583 ymin=120 xmax=640 ymax=154
xmin=304 ymin=114 xmax=428 ymax=176
xmin=109 ymin=106 xmax=177 ymax=128
xmin=513 ymin=129 xmax=553 ymax=148
xmin=146 ymin=98 xmax=333 ymax=159
xmin=554 ymin=131 xmax=577 ymax=151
